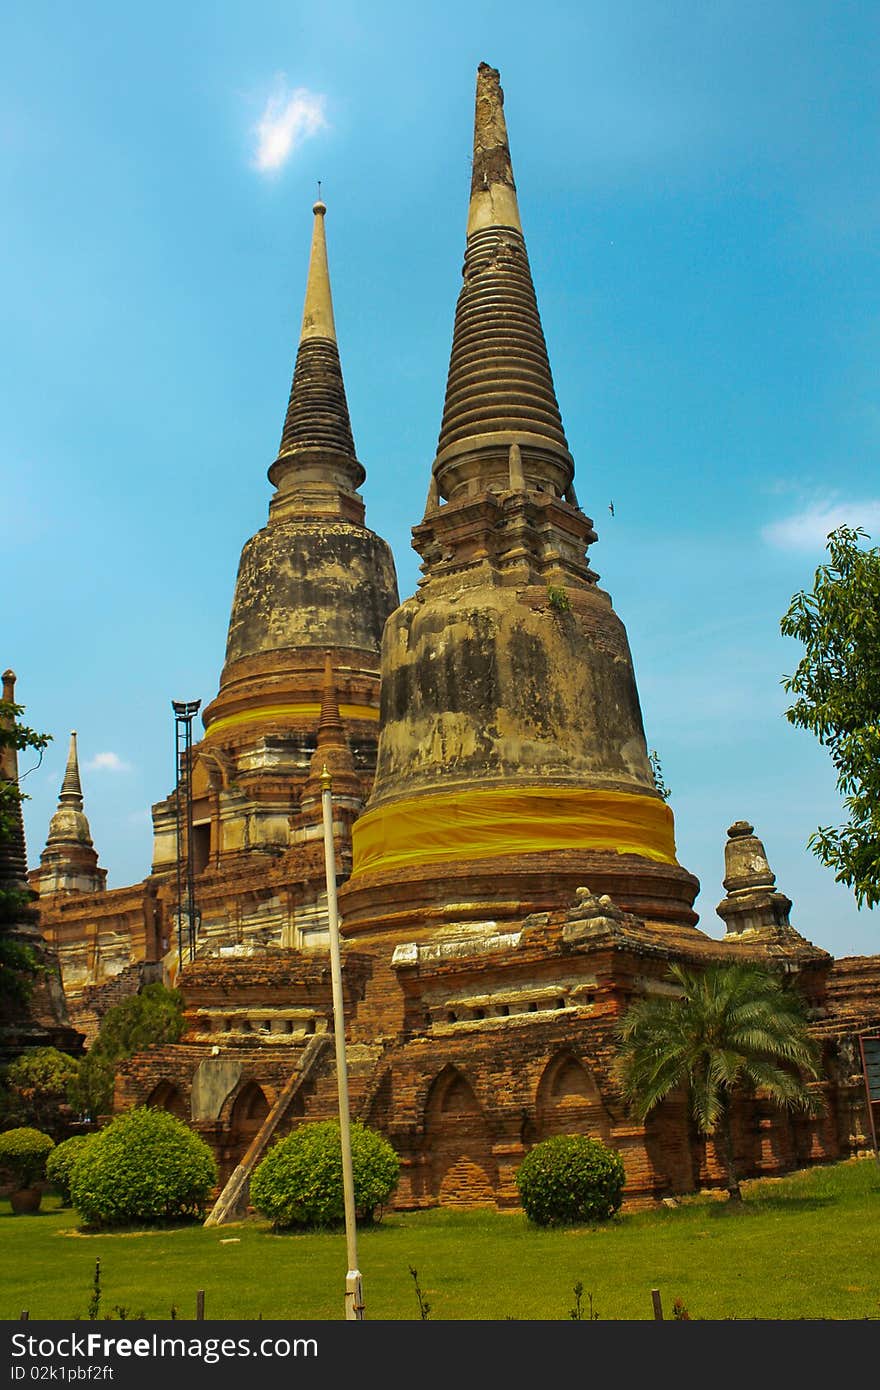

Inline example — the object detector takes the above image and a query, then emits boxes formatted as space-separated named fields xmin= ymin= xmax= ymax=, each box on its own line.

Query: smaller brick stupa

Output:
xmin=32 ymin=732 xmax=106 ymax=898
xmin=143 ymin=199 xmax=399 ymax=963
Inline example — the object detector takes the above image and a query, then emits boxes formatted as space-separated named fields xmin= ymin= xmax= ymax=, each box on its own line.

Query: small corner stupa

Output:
xmin=716 ymin=819 xmax=831 ymax=967
xmin=32 ymin=732 xmax=107 ymax=897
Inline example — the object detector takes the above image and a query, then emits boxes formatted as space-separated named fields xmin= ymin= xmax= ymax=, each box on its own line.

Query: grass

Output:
xmin=2 ymin=1157 xmax=879 ymax=1321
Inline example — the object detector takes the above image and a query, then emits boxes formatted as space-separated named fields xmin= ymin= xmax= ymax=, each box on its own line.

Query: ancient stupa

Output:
xmin=341 ymin=63 xmax=699 ymax=940
xmin=147 ymin=200 xmax=400 ymax=953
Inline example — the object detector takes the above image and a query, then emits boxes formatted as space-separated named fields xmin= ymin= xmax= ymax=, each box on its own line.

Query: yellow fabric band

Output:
xmin=351 ymin=785 xmax=677 ymax=876
xmin=205 ymin=703 xmax=379 ymax=738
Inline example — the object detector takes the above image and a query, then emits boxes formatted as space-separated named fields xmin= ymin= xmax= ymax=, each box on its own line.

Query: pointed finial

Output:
xmin=59 ymin=730 xmax=84 ymax=808
xmin=321 ymin=761 xmax=332 ymax=790
xmin=300 ymin=197 xmax=335 ymax=341
xmin=467 ymin=63 xmax=523 ymax=236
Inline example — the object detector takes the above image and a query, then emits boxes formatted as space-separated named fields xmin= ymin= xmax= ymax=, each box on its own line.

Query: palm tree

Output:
xmin=615 ymin=960 xmax=824 ymax=1201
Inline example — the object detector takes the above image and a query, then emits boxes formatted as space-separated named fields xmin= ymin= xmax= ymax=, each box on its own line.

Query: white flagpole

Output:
xmin=320 ymin=764 xmax=364 ymax=1320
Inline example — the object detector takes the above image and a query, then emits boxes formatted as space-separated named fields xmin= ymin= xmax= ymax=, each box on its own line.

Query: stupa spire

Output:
xmin=300 ymin=654 xmax=362 ymax=820
xmin=315 ymin=652 xmax=349 ymax=752
xmin=58 ymin=731 xmax=84 ymax=809
xmin=431 ymin=62 xmax=574 ymax=508
xmin=268 ymin=200 xmax=366 ymax=521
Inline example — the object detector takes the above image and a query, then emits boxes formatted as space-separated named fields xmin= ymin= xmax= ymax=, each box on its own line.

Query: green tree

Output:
xmin=780 ymin=523 xmax=880 ymax=908
xmin=67 ymin=984 xmax=184 ymax=1121
xmin=1 ymin=1046 xmax=79 ymax=1138
xmin=615 ymin=961 xmax=823 ymax=1202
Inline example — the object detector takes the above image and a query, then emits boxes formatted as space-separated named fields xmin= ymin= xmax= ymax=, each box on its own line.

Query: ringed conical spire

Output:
xmin=432 ymin=63 xmax=573 ymax=506
xmin=58 ymin=731 xmax=84 ymax=809
xmin=301 ymin=654 xmax=361 ymax=813
xmin=268 ymin=200 xmax=365 ymax=520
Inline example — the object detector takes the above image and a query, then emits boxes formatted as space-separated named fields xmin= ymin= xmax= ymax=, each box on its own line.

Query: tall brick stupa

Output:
xmin=341 ymin=63 xmax=700 ymax=939
xmin=148 ymin=201 xmax=399 ymax=957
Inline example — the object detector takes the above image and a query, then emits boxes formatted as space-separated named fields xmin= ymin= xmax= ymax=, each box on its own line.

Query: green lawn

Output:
xmin=2 ymin=1157 xmax=878 ymax=1321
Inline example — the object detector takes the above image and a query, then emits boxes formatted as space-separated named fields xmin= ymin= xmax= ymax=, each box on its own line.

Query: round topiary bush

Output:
xmin=0 ymin=1127 xmax=55 ymax=1189
xmin=45 ymin=1133 xmax=96 ymax=1205
xmin=68 ymin=1107 xmax=217 ymax=1227
xmin=515 ymin=1134 xmax=626 ymax=1226
xmin=251 ymin=1120 xmax=400 ymax=1230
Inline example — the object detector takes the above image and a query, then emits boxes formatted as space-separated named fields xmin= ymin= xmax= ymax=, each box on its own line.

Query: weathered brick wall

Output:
xmin=112 ymin=908 xmax=877 ymax=1213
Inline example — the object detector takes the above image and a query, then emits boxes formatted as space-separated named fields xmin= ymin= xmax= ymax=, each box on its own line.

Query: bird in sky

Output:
xmin=608 ymin=500 xmax=615 ymax=517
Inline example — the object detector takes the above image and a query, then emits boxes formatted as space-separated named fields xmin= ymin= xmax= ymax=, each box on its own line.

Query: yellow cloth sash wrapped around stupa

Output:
xmin=351 ymin=785 xmax=677 ymax=877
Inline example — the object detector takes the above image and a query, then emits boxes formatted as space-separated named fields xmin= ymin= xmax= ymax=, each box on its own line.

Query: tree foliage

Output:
xmin=780 ymin=524 xmax=880 ymax=907
xmin=66 ymin=984 xmax=185 ymax=1121
xmin=0 ymin=939 xmax=44 ymax=1007
xmin=615 ymin=961 xmax=822 ymax=1200
xmin=1 ymin=1046 xmax=79 ymax=1138
xmin=251 ymin=1120 xmax=400 ymax=1229
xmin=0 ymin=696 xmax=51 ymax=847
xmin=515 ymin=1134 xmax=625 ymax=1226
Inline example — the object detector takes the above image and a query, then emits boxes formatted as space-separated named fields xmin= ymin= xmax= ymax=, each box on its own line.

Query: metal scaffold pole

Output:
xmin=172 ymin=699 xmax=201 ymax=968
xmin=320 ymin=764 xmax=364 ymax=1321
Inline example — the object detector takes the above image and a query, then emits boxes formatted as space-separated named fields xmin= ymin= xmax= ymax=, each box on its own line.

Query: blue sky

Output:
xmin=3 ymin=1 xmax=878 ymax=958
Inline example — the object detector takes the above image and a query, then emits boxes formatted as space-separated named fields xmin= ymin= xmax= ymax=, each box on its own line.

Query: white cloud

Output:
xmin=253 ymin=82 xmax=327 ymax=174
xmin=85 ymin=751 xmax=132 ymax=774
xmin=762 ymin=496 xmax=880 ymax=551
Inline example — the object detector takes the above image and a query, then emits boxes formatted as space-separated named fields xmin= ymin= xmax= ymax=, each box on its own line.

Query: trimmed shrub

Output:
xmin=0 ymin=1126 xmax=55 ymax=1187
xmin=45 ymin=1134 xmax=96 ymax=1204
xmin=251 ymin=1120 xmax=400 ymax=1230
xmin=515 ymin=1134 xmax=626 ymax=1226
xmin=69 ymin=1107 xmax=217 ymax=1227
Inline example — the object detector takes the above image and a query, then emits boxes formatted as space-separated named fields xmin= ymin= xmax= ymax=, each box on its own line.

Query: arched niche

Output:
xmin=365 ymin=1070 xmax=393 ymax=1131
xmin=422 ymin=1066 xmax=497 ymax=1207
xmin=534 ymin=1052 xmax=612 ymax=1143
xmin=145 ymin=1080 xmax=187 ymax=1121
xmin=223 ymin=1081 xmax=271 ymax=1176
